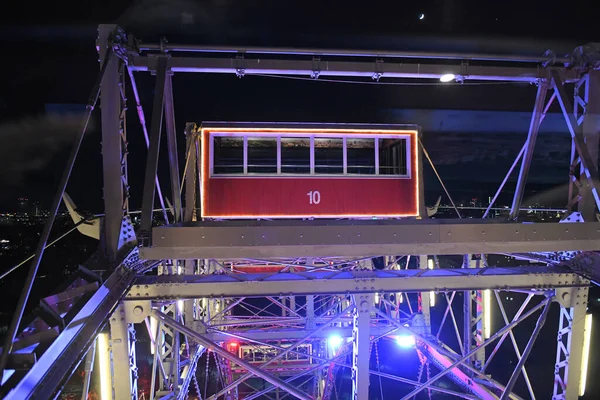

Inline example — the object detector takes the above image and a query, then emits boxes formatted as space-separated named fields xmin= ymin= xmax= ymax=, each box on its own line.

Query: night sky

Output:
xmin=1 ymin=0 xmax=600 ymax=211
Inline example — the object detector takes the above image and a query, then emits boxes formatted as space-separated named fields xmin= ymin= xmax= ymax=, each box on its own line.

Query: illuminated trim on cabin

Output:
xmin=200 ymin=126 xmax=420 ymax=219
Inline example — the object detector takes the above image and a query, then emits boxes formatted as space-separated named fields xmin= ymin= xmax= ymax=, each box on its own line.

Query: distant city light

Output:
xmin=328 ymin=334 xmax=344 ymax=350
xmin=440 ymin=74 xmax=456 ymax=83
xmin=396 ymin=335 xmax=416 ymax=348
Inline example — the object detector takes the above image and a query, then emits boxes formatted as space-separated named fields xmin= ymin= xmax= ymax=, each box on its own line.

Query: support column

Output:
xmin=164 ymin=71 xmax=182 ymax=222
xmin=140 ymin=56 xmax=168 ymax=239
xmin=154 ymin=302 xmax=181 ymax=397
xmin=575 ymin=71 xmax=600 ymax=220
xmin=509 ymin=80 xmax=550 ymax=220
xmin=463 ymin=256 xmax=485 ymax=370
xmin=552 ymin=70 xmax=600 ymax=218
xmin=352 ymin=294 xmax=372 ymax=400
xmin=553 ymin=287 xmax=590 ymax=400
xmin=420 ymin=255 xmax=432 ymax=334
xmin=99 ymin=24 xmax=128 ymax=262
xmin=80 ymin=340 xmax=96 ymax=400
xmin=109 ymin=304 xmax=138 ymax=400
xmin=184 ymin=123 xmax=198 ymax=222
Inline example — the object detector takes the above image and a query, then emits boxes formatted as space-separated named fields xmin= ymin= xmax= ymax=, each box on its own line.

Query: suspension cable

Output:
xmin=419 ymin=138 xmax=462 ymax=219
xmin=0 ymin=221 xmax=83 ymax=281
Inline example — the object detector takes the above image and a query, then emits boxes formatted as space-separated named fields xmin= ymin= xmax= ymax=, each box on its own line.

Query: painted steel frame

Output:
xmin=140 ymin=220 xmax=600 ymax=260
xmin=3 ymin=25 xmax=599 ymax=400
xmin=128 ymin=55 xmax=582 ymax=83
xmin=127 ymin=266 xmax=588 ymax=299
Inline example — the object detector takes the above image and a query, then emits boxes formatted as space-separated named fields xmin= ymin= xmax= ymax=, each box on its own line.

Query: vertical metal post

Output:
xmin=140 ymin=57 xmax=168 ymax=236
xmin=462 ymin=255 xmax=472 ymax=360
xmin=80 ymin=339 xmax=96 ymax=400
xmin=471 ymin=257 xmax=485 ymax=370
xmin=183 ymin=124 xmax=198 ymax=331
xmin=184 ymin=123 xmax=198 ymax=222
xmin=419 ymin=255 xmax=431 ymax=333
xmin=110 ymin=304 xmax=138 ymax=400
xmin=306 ymin=295 xmax=315 ymax=329
xmin=553 ymin=287 xmax=589 ymax=399
xmin=576 ymin=71 xmax=600 ymax=220
xmin=99 ymin=24 xmax=127 ymax=260
xmin=552 ymin=70 xmax=600 ymax=213
xmin=417 ymin=130 xmax=427 ymax=218
xmin=462 ymin=256 xmax=485 ymax=371
xmin=351 ymin=294 xmax=372 ymax=400
xmin=164 ymin=71 xmax=182 ymax=222
xmin=127 ymin=66 xmax=170 ymax=223
xmin=153 ymin=303 xmax=181 ymax=397
xmin=509 ymin=80 xmax=549 ymax=220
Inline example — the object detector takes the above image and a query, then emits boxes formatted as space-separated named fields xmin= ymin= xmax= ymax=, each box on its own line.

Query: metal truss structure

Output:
xmin=0 ymin=25 xmax=599 ymax=400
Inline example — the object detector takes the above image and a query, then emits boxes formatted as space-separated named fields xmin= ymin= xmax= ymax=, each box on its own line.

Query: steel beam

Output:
xmin=551 ymin=70 xmax=600 ymax=213
xmin=137 ymin=43 xmax=570 ymax=64
xmin=152 ymin=310 xmax=312 ymax=400
xmin=3 ymin=251 xmax=151 ymax=399
xmin=127 ymin=266 xmax=588 ymax=299
xmin=139 ymin=220 xmax=600 ymax=260
xmin=140 ymin=56 xmax=168 ymax=236
xmin=202 ymin=324 xmax=399 ymax=343
xmin=509 ymin=81 xmax=550 ymax=220
xmin=129 ymin=55 xmax=576 ymax=83
xmin=576 ymin=71 xmax=600 ymax=220
xmin=99 ymin=24 xmax=127 ymax=260
xmin=352 ymin=295 xmax=372 ymax=400
xmin=553 ymin=287 xmax=590 ymax=399
xmin=109 ymin=304 xmax=137 ymax=400
xmin=499 ymin=298 xmax=551 ymax=400
xmin=164 ymin=72 xmax=182 ymax=223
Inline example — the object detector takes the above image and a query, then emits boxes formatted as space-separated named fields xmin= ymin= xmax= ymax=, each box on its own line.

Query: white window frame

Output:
xmin=209 ymin=131 xmax=412 ymax=179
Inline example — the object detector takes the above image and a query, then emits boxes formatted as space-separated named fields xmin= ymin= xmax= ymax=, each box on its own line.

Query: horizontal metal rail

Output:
xmin=128 ymin=55 xmax=581 ymax=83
xmin=127 ymin=265 xmax=588 ymax=299
xmin=140 ymin=220 xmax=600 ymax=260
xmin=137 ymin=43 xmax=569 ymax=64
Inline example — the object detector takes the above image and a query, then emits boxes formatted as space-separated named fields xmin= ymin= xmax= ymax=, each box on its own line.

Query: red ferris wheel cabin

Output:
xmin=200 ymin=122 xmax=423 ymax=219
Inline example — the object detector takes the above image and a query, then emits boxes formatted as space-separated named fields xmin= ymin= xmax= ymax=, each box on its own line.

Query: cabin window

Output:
xmin=347 ymin=138 xmax=375 ymax=175
xmin=212 ymin=132 xmax=410 ymax=177
xmin=247 ymin=137 xmax=277 ymax=173
xmin=378 ymin=138 xmax=408 ymax=175
xmin=314 ymin=138 xmax=343 ymax=174
xmin=281 ymin=137 xmax=310 ymax=174
xmin=213 ymin=136 xmax=243 ymax=174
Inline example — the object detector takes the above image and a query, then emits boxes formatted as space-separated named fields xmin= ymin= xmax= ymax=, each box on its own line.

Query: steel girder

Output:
xmin=3 ymin=250 xmax=155 ymax=400
xmin=127 ymin=55 xmax=581 ymax=83
xmin=140 ymin=220 xmax=600 ymax=260
xmin=126 ymin=265 xmax=588 ymax=300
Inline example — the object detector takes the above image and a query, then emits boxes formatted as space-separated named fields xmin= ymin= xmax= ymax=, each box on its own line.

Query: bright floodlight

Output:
xmin=396 ymin=335 xmax=416 ymax=348
xmin=440 ymin=73 xmax=456 ymax=83
xmin=328 ymin=334 xmax=343 ymax=349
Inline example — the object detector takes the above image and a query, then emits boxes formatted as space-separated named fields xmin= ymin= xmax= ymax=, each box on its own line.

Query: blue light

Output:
xmin=396 ymin=335 xmax=416 ymax=348
xmin=328 ymin=334 xmax=343 ymax=349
